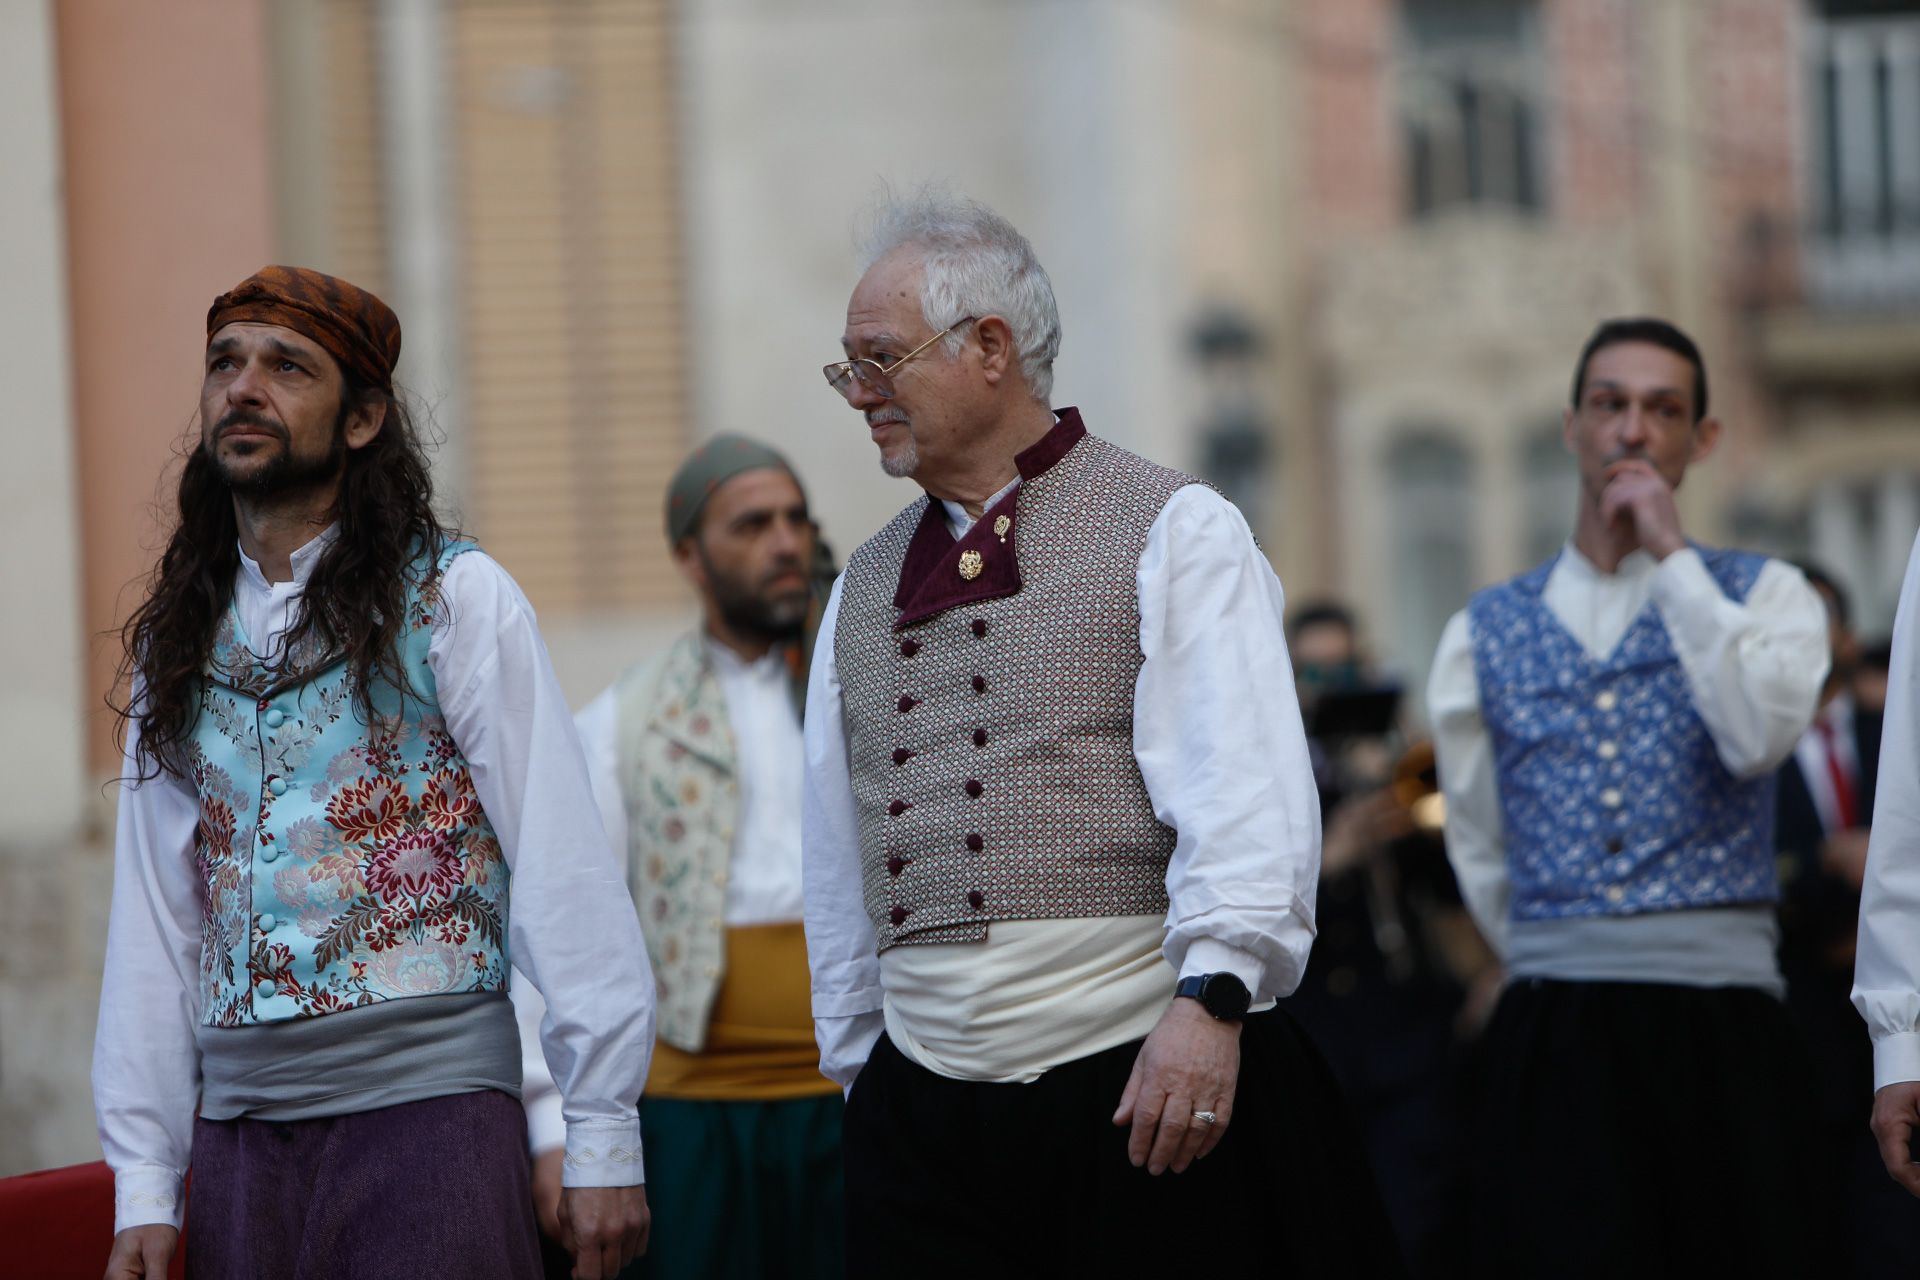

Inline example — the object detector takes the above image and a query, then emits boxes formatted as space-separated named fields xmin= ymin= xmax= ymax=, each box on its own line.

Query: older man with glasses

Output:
xmin=801 ymin=188 xmax=1400 ymax=1276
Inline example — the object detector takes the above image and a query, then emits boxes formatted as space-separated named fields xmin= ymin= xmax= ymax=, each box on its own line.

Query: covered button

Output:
xmin=973 ymin=728 xmax=988 ymax=748
xmin=966 ymin=833 xmax=984 ymax=852
xmin=887 ymin=856 xmax=909 ymax=877
xmin=889 ymin=905 xmax=910 ymax=927
xmin=965 ymin=779 xmax=984 ymax=798
xmin=971 ymin=619 xmax=988 ymax=638
xmin=897 ymin=695 xmax=918 ymax=713
xmin=893 ymin=748 xmax=915 ymax=766
xmin=888 ymin=799 xmax=911 ymax=817
xmin=263 ymin=708 xmax=286 ymax=729
xmin=967 ymin=891 xmax=985 ymax=910
xmin=900 ymin=639 xmax=920 ymax=657
xmin=972 ymin=676 xmax=987 ymax=694
xmin=268 ymin=777 xmax=288 ymax=797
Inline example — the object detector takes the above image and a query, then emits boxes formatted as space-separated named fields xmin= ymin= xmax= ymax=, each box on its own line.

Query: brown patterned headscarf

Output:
xmin=206 ymin=266 xmax=402 ymax=394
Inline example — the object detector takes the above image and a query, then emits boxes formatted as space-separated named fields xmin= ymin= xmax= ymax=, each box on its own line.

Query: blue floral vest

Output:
xmin=190 ymin=541 xmax=510 ymax=1027
xmin=1466 ymin=547 xmax=1778 ymax=922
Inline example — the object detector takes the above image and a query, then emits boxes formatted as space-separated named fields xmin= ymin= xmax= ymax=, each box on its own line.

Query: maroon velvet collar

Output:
xmin=891 ymin=409 xmax=1086 ymax=629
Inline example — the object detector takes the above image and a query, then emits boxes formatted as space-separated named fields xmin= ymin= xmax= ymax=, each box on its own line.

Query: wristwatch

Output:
xmin=1174 ymin=971 xmax=1251 ymax=1022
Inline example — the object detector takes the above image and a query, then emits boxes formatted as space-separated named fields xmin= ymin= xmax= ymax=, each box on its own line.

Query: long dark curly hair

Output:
xmin=115 ymin=375 xmax=452 ymax=781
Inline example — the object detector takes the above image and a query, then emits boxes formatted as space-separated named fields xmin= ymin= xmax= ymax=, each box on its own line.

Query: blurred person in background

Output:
xmin=95 ymin=267 xmax=652 ymax=1280
xmin=1286 ymin=601 xmax=1493 ymax=1279
xmin=804 ymin=188 xmax=1400 ymax=1276
xmin=515 ymin=436 xmax=844 ymax=1279
xmin=1778 ymin=563 xmax=1920 ymax=1276
xmin=1853 ymin=532 xmax=1920 ymax=1215
xmin=1428 ymin=317 xmax=1829 ymax=1278
xmin=1856 ymin=637 xmax=1894 ymax=716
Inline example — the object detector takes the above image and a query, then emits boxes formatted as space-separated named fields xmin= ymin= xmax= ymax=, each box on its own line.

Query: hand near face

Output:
xmin=1598 ymin=459 xmax=1686 ymax=560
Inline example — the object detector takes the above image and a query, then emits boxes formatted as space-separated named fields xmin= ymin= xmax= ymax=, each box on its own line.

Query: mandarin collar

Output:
xmin=237 ymin=522 xmax=340 ymax=590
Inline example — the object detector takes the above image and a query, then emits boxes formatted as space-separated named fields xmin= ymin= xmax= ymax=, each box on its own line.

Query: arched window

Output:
xmin=1387 ymin=432 xmax=1476 ymax=688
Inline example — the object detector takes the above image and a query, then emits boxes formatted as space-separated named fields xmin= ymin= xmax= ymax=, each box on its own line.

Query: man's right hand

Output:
xmin=104 ymin=1225 xmax=178 ymax=1279
xmin=1871 ymin=1080 xmax=1920 ymax=1197
xmin=557 ymin=1185 xmax=650 ymax=1280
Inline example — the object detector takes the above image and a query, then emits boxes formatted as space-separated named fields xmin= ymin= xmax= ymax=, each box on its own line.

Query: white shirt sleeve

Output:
xmin=1854 ymin=531 xmax=1920 ymax=1090
xmin=574 ymin=686 xmax=628 ymax=864
xmin=1427 ymin=609 xmax=1512 ymax=957
xmin=92 ymin=701 xmax=205 ymax=1233
xmin=1651 ymin=551 xmax=1830 ymax=780
xmin=432 ymin=553 xmax=653 ymax=1186
xmin=1133 ymin=486 xmax=1321 ymax=1002
xmin=801 ymin=574 xmax=886 ymax=1090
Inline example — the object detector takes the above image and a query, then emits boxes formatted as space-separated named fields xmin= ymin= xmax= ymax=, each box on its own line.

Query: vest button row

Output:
xmin=965 ymin=779 xmax=984 ymax=798
xmin=1599 ymin=787 xmax=1623 ymax=809
xmin=967 ymin=890 xmax=985 ymax=910
xmin=897 ymin=695 xmax=918 ymax=714
xmin=888 ymin=799 xmax=911 ymax=817
xmin=971 ymin=619 xmax=989 ymax=638
xmin=971 ymin=676 xmax=986 ymax=695
xmin=1595 ymin=690 xmax=1618 ymax=713
xmin=900 ymin=639 xmax=920 ymax=658
xmin=887 ymin=856 xmax=910 ymax=877
xmin=973 ymin=728 xmax=988 ymax=748
xmin=263 ymin=708 xmax=286 ymax=729
xmin=258 ymin=913 xmax=279 ymax=932
xmin=966 ymin=833 xmax=984 ymax=852
xmin=255 ymin=980 xmax=274 ymax=999
xmin=893 ymin=748 xmax=915 ymax=767
xmin=1597 ymin=741 xmax=1619 ymax=761
xmin=261 ymin=845 xmax=280 ymax=863
xmin=268 ymin=777 xmax=288 ymax=797
xmin=889 ymin=905 xmax=910 ymax=927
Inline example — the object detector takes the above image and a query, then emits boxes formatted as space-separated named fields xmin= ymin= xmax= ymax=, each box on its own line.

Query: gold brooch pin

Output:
xmin=993 ymin=515 xmax=1011 ymax=543
xmin=958 ymin=550 xmax=984 ymax=580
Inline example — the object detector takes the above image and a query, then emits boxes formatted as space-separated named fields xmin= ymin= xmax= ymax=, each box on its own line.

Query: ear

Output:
xmin=1689 ymin=415 xmax=1723 ymax=464
xmin=342 ymin=395 xmax=386 ymax=451
xmin=972 ymin=315 xmax=1016 ymax=386
xmin=671 ymin=536 xmax=709 ymax=593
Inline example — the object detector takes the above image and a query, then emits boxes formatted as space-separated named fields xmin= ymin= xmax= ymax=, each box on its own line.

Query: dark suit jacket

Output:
xmin=1777 ymin=705 xmax=1882 ymax=979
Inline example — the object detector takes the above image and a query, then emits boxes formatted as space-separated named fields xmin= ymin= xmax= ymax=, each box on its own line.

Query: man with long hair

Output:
xmin=95 ymin=267 xmax=653 ymax=1279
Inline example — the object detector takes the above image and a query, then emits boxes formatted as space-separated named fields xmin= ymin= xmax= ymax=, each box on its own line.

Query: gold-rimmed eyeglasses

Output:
xmin=823 ymin=317 xmax=977 ymax=401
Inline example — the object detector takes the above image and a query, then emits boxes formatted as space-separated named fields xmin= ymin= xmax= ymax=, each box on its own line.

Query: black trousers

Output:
xmin=842 ymin=1007 xmax=1405 ymax=1278
xmin=1471 ymin=978 xmax=1821 ymax=1280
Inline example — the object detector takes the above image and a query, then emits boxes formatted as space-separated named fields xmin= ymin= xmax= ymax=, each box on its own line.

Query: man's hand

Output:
xmin=1820 ymin=828 xmax=1873 ymax=891
xmin=103 ymin=1225 xmax=178 ymax=1279
xmin=556 ymin=1185 xmax=650 ymax=1280
xmin=1599 ymin=459 xmax=1686 ymax=559
xmin=1871 ymin=1081 xmax=1920 ymax=1197
xmin=1111 ymin=997 xmax=1241 ymax=1175
xmin=532 ymin=1148 xmax=566 ymax=1243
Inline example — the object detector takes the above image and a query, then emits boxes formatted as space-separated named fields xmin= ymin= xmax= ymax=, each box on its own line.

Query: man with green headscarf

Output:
xmin=513 ymin=435 xmax=844 ymax=1279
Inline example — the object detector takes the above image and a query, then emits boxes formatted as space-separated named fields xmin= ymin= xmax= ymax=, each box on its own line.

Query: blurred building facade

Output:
xmin=4 ymin=0 xmax=1918 ymax=1176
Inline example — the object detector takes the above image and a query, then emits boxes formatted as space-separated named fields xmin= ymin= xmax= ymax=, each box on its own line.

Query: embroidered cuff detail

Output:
xmin=561 ymin=1119 xmax=646 ymax=1188
xmin=115 ymin=1168 xmax=186 ymax=1233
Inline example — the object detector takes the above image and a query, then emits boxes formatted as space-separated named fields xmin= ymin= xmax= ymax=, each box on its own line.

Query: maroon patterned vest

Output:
xmin=833 ymin=411 xmax=1196 ymax=949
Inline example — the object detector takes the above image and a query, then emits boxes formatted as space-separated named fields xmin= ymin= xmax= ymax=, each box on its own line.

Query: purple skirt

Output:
xmin=186 ymin=1089 xmax=544 ymax=1280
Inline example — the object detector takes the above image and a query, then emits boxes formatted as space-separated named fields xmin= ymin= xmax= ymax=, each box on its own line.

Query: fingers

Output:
xmin=1167 ymin=1097 xmax=1212 ymax=1174
xmin=1874 ymin=1112 xmax=1920 ymax=1198
xmin=1146 ymin=1093 xmax=1192 ymax=1175
xmin=1127 ymin=1079 xmax=1167 ymax=1168
xmin=1112 ymin=1055 xmax=1143 ymax=1128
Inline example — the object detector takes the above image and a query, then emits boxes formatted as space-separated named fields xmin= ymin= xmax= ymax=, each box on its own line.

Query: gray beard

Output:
xmin=880 ymin=436 xmax=919 ymax=479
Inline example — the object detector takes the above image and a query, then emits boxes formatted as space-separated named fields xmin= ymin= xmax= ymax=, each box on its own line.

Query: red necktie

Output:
xmin=1816 ymin=719 xmax=1859 ymax=831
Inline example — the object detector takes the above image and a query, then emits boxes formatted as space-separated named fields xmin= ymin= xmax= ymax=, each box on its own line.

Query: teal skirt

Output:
xmin=620 ymin=1092 xmax=846 ymax=1280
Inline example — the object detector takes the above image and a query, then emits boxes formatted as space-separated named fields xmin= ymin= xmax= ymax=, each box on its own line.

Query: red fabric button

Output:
xmin=971 ymin=619 xmax=988 ymax=638
xmin=966 ymin=833 xmax=984 ymax=852
xmin=887 ymin=856 xmax=908 ymax=877
xmin=890 ymin=906 xmax=910 ymax=927
xmin=892 ymin=748 xmax=915 ymax=766
xmin=967 ymin=891 xmax=985 ymax=910
xmin=900 ymin=639 xmax=920 ymax=657
xmin=888 ymin=799 xmax=911 ymax=817
xmin=965 ymin=779 xmax=984 ymax=798
xmin=973 ymin=728 xmax=988 ymax=748
xmin=972 ymin=676 xmax=986 ymax=694
xmin=897 ymin=695 xmax=917 ymax=713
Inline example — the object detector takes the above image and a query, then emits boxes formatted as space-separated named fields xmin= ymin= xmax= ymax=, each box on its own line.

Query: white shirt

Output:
xmin=519 ymin=635 xmax=808 ymax=1153
xmin=1427 ymin=543 xmax=1830 ymax=956
xmin=93 ymin=532 xmax=656 ymax=1232
xmin=1853 ymin=531 xmax=1920 ymax=1090
xmin=802 ymin=483 xmax=1323 ymax=1088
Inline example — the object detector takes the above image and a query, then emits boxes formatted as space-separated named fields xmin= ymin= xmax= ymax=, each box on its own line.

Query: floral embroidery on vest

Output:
xmin=193 ymin=541 xmax=510 ymax=1027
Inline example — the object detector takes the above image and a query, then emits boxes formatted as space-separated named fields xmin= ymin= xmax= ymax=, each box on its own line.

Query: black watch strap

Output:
xmin=1174 ymin=972 xmax=1251 ymax=1021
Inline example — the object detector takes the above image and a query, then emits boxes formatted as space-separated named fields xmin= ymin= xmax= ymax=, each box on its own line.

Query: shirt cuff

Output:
xmin=1647 ymin=547 xmax=1723 ymax=646
xmin=560 ymin=1118 xmax=645 ymax=1188
xmin=1178 ymin=939 xmax=1268 ymax=1002
xmin=1874 ymin=1030 xmax=1920 ymax=1092
xmin=526 ymin=1090 xmax=566 ymax=1157
xmin=114 ymin=1166 xmax=186 ymax=1234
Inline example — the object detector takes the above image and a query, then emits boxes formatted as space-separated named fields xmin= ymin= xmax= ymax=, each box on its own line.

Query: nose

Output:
xmin=770 ymin=515 xmax=808 ymax=559
xmin=227 ymin=357 xmax=268 ymax=408
xmin=846 ymin=373 xmax=889 ymax=413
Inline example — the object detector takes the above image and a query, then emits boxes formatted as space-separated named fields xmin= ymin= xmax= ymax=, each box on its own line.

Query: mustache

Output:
xmin=866 ymin=408 xmax=910 ymax=428
xmin=214 ymin=409 xmax=287 ymax=440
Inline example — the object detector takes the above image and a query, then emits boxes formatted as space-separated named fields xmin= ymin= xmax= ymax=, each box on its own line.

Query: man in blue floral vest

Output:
xmin=96 ymin=267 xmax=654 ymax=1280
xmin=516 ymin=435 xmax=846 ymax=1279
xmin=1429 ymin=318 xmax=1831 ymax=1278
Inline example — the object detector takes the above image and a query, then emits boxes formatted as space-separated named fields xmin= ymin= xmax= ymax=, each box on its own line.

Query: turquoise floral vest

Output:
xmin=190 ymin=540 xmax=511 ymax=1027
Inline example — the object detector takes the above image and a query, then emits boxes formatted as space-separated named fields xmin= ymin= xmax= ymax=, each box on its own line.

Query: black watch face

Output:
xmin=1201 ymin=972 xmax=1251 ymax=1019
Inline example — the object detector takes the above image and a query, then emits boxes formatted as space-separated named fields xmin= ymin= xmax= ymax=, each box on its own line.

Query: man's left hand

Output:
xmin=557 ymin=1185 xmax=650 ymax=1280
xmin=1599 ymin=459 xmax=1686 ymax=559
xmin=1112 ymin=996 xmax=1241 ymax=1175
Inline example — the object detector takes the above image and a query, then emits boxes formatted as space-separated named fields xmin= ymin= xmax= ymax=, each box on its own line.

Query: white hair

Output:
xmin=858 ymin=186 xmax=1062 ymax=402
